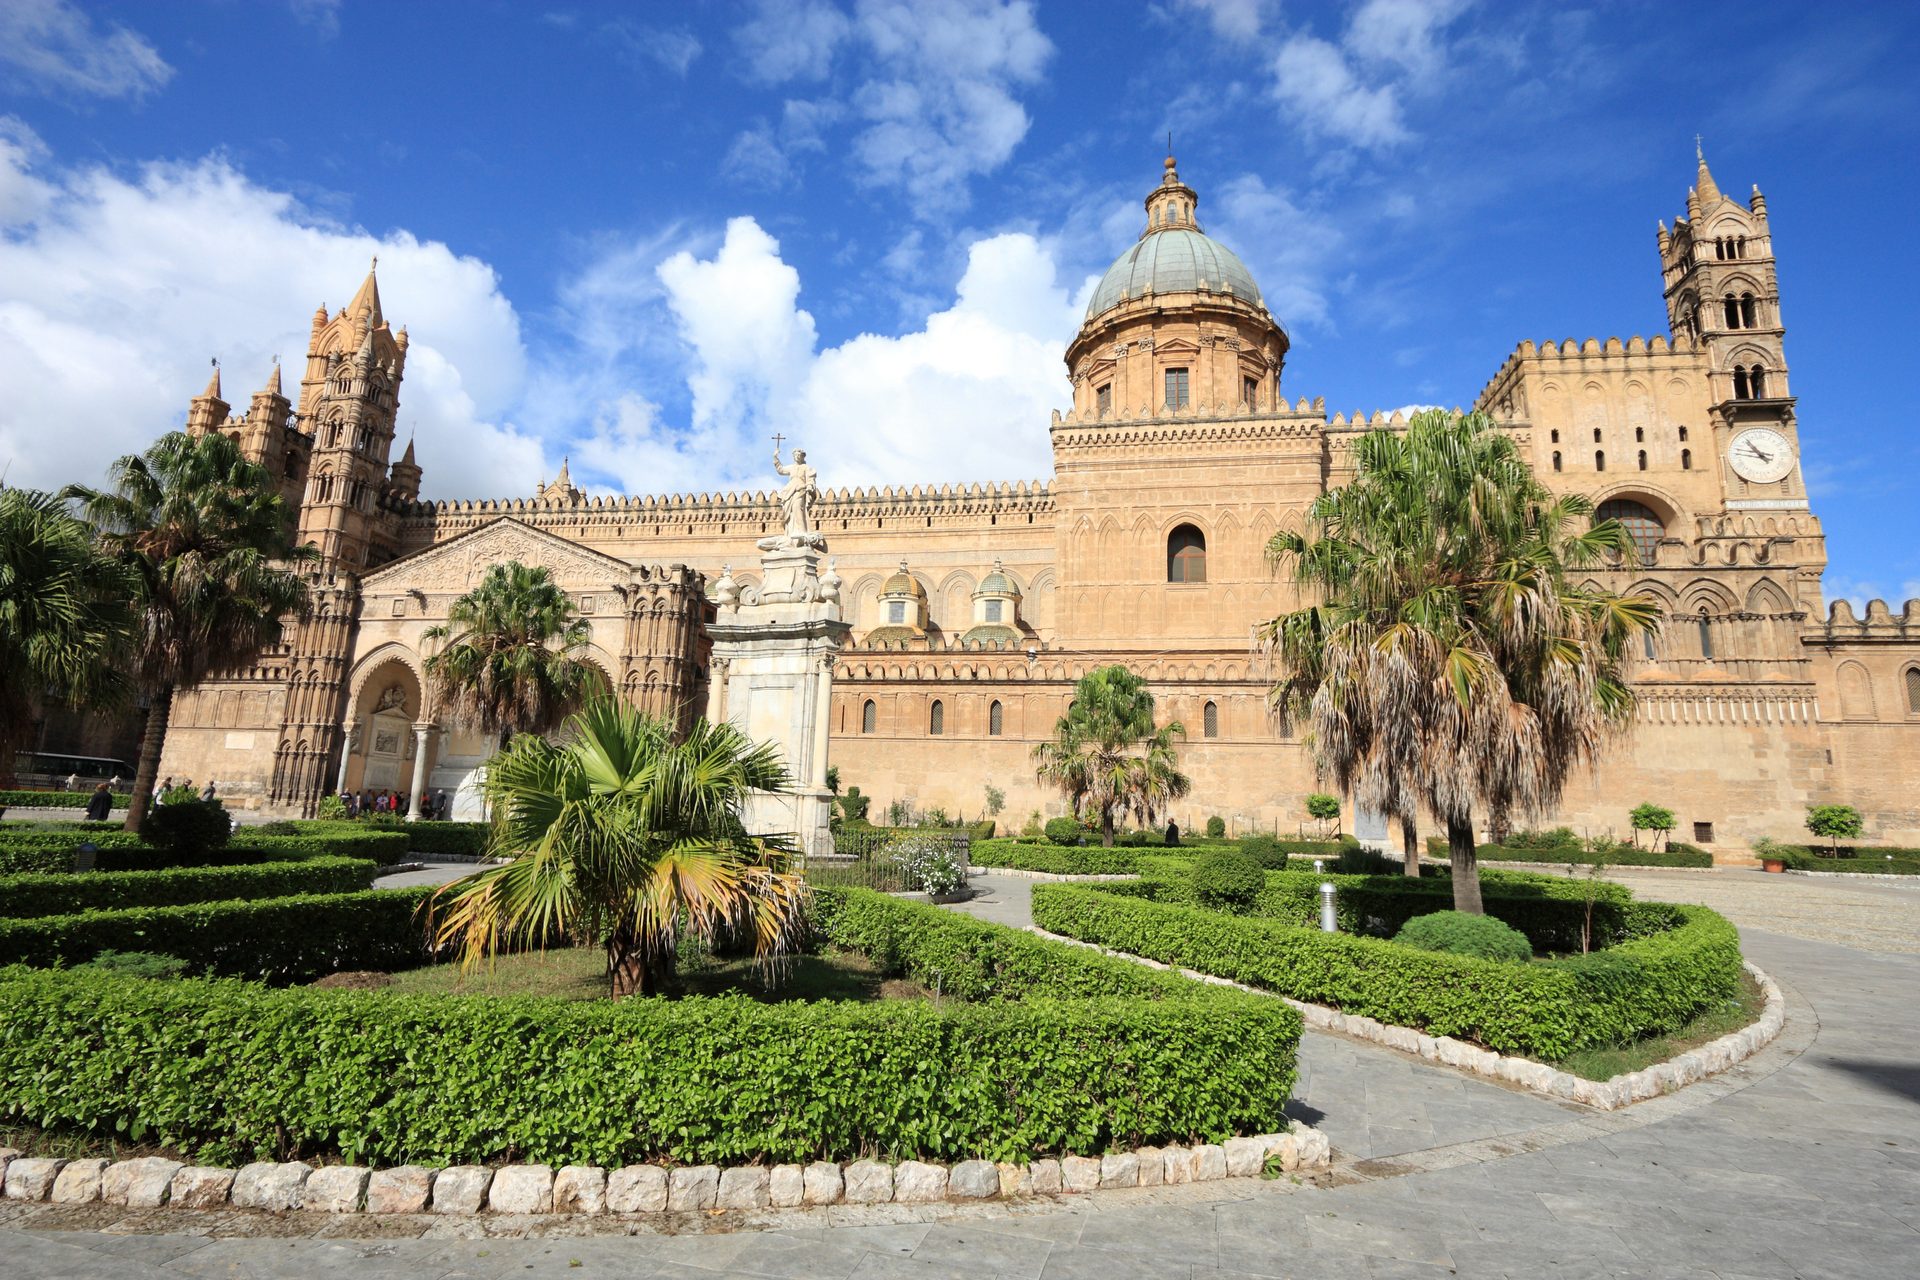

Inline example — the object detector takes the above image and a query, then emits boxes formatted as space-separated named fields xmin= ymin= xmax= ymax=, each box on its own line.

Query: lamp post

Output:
xmin=1319 ymin=881 xmax=1337 ymax=933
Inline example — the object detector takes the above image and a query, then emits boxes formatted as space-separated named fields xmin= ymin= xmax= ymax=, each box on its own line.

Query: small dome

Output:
xmin=1086 ymin=228 xmax=1265 ymax=322
xmin=881 ymin=562 xmax=926 ymax=599
xmin=975 ymin=560 xmax=1021 ymax=597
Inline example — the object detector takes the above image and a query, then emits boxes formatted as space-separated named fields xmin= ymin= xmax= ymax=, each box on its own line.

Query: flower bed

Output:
xmin=0 ymin=888 xmax=1301 ymax=1167
xmin=0 ymin=857 xmax=379 ymax=921
xmin=1031 ymin=882 xmax=1741 ymax=1061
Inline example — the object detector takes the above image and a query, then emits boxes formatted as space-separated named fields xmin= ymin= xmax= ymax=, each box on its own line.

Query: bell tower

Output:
xmin=1657 ymin=143 xmax=1805 ymax=507
xmin=295 ymin=260 xmax=411 ymax=570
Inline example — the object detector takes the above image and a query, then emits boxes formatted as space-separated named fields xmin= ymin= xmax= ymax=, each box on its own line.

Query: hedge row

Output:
xmin=970 ymin=840 xmax=1150 ymax=875
xmin=1776 ymin=845 xmax=1920 ymax=875
xmin=0 ymin=827 xmax=411 ymax=872
xmin=284 ymin=820 xmax=490 ymax=858
xmin=0 ymin=790 xmax=130 ymax=810
xmin=0 ymin=887 xmax=434 ymax=979
xmin=1423 ymin=838 xmax=1714 ymax=869
xmin=1131 ymin=867 xmax=1643 ymax=954
xmin=1032 ymin=883 xmax=1741 ymax=1061
xmin=0 ymin=858 xmax=379 ymax=921
xmin=0 ymin=887 xmax=1301 ymax=1167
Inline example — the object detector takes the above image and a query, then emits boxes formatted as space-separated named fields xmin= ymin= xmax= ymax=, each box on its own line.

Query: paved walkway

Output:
xmin=7 ymin=876 xmax=1916 ymax=1277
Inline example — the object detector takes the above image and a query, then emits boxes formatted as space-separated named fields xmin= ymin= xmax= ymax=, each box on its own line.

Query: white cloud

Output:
xmin=1174 ymin=0 xmax=1273 ymax=41
xmin=567 ymin=219 xmax=1080 ymax=495
xmin=0 ymin=139 xmax=543 ymax=500
xmin=723 ymin=98 xmax=841 ymax=189
xmin=1208 ymin=173 xmax=1342 ymax=331
xmin=1271 ymin=33 xmax=1408 ymax=148
xmin=287 ymin=0 xmax=343 ymax=39
xmin=731 ymin=0 xmax=1053 ymax=218
xmin=1345 ymin=0 xmax=1470 ymax=76
xmin=605 ymin=22 xmax=704 ymax=76
xmin=0 ymin=0 xmax=172 ymax=100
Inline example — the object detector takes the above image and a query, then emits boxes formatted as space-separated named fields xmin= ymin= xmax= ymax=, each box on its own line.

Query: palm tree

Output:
xmin=1260 ymin=410 xmax=1656 ymax=914
xmin=429 ymin=699 xmax=811 ymax=997
xmin=0 ymin=486 xmax=135 ymax=784
xmin=64 ymin=432 xmax=311 ymax=833
xmin=1033 ymin=665 xmax=1190 ymax=846
xmin=422 ymin=561 xmax=606 ymax=744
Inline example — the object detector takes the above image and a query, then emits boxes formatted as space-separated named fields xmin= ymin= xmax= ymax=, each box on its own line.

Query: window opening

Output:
xmin=1167 ymin=524 xmax=1207 ymax=583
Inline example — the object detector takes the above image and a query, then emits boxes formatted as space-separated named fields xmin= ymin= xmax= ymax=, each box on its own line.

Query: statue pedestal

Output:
xmin=707 ymin=544 xmax=848 ymax=859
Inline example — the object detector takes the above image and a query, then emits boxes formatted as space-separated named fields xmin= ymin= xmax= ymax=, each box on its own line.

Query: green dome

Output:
xmin=1086 ymin=228 xmax=1264 ymax=322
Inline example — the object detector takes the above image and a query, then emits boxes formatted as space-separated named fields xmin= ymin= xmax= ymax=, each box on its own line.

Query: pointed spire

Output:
xmin=555 ymin=455 xmax=571 ymax=487
xmin=201 ymin=359 xmax=223 ymax=400
xmin=1694 ymin=137 xmax=1721 ymax=206
xmin=399 ymin=437 xmax=417 ymax=467
xmin=264 ymin=361 xmax=282 ymax=396
xmin=354 ymin=315 xmax=376 ymax=367
xmin=348 ymin=255 xmax=383 ymax=327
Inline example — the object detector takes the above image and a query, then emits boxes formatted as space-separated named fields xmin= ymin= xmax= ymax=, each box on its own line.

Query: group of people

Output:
xmin=155 ymin=777 xmax=218 ymax=803
xmin=341 ymin=787 xmax=452 ymax=820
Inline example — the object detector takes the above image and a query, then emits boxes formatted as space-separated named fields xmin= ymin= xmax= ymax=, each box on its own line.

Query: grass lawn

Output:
xmin=312 ymin=945 xmax=930 ymax=1003
xmin=1554 ymin=971 xmax=1767 ymax=1081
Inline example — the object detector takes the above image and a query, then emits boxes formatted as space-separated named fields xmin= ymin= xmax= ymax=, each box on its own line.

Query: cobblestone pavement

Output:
xmin=1605 ymin=866 xmax=1920 ymax=955
xmin=9 ymin=881 xmax=1917 ymax=1277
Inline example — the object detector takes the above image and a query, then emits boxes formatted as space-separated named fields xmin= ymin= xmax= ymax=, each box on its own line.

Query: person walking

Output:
xmin=156 ymin=776 xmax=174 ymax=806
xmin=200 ymin=780 xmax=217 ymax=803
xmin=84 ymin=782 xmax=113 ymax=822
xmin=65 ymin=772 xmax=79 ymax=793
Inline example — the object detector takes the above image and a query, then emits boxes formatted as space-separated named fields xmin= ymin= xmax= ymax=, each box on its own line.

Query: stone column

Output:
xmin=335 ymin=725 xmax=359 ymax=798
xmin=405 ymin=723 xmax=437 ymax=821
xmin=811 ymin=655 xmax=834 ymax=789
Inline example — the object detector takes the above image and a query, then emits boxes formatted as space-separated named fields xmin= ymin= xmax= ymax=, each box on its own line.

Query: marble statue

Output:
xmin=768 ymin=446 xmax=824 ymax=548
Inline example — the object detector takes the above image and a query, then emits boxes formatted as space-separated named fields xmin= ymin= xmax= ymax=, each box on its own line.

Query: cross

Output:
xmin=772 ymin=431 xmax=785 ymax=453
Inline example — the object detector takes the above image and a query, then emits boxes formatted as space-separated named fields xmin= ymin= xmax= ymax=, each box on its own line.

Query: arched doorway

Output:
xmin=342 ymin=659 xmax=434 ymax=815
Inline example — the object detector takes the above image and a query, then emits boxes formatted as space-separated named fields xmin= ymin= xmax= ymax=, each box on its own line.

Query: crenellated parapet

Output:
xmin=401 ymin=478 xmax=1054 ymax=530
xmin=1476 ymin=334 xmax=1701 ymax=417
xmin=1811 ymin=598 xmax=1920 ymax=642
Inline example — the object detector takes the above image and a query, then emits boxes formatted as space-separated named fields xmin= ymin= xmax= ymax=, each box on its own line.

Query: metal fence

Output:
xmin=801 ymin=826 xmax=971 ymax=893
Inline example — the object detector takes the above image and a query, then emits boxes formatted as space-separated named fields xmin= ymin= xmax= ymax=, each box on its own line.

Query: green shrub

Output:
xmin=1190 ymin=848 xmax=1265 ymax=911
xmin=75 ymin=950 xmax=189 ymax=979
xmin=1502 ymin=827 xmax=1581 ymax=850
xmin=1805 ymin=804 xmax=1865 ymax=856
xmin=1205 ymin=815 xmax=1226 ymax=839
xmin=0 ymin=888 xmax=435 ymax=979
xmin=1044 ymin=817 xmax=1083 ymax=846
xmin=1235 ymin=834 xmax=1353 ymax=868
xmin=1423 ymin=837 xmax=1713 ymax=869
xmin=1032 ymin=883 xmax=1740 ymax=1060
xmin=1304 ymin=793 xmax=1341 ymax=823
xmin=1628 ymin=804 xmax=1675 ymax=850
xmin=970 ymin=840 xmax=1142 ymax=875
xmin=0 ymin=790 xmax=130 ymax=810
xmin=1395 ymin=910 xmax=1533 ymax=962
xmin=0 ymin=857 xmax=378 ymax=920
xmin=968 ymin=819 xmax=996 ymax=842
xmin=0 ymin=888 xmax=1300 ymax=1167
xmin=316 ymin=794 xmax=349 ymax=820
xmin=143 ymin=800 xmax=231 ymax=855
xmin=1775 ymin=844 xmax=1920 ymax=875
xmin=0 ymin=845 xmax=77 ymax=875
xmin=1333 ymin=845 xmax=1403 ymax=876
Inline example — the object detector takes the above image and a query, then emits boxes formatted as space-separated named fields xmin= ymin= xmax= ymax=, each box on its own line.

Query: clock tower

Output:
xmin=1657 ymin=143 xmax=1805 ymax=508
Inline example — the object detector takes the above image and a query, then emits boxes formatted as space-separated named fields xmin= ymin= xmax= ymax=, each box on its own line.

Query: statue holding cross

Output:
xmin=770 ymin=435 xmax=822 ymax=547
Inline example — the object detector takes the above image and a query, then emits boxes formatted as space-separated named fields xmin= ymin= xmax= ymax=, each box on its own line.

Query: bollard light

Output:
xmin=1313 ymin=859 xmax=1324 ymax=874
xmin=1319 ymin=881 xmax=1338 ymax=932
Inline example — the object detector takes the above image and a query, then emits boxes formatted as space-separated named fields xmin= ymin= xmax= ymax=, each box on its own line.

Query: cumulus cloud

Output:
xmin=0 ymin=0 xmax=172 ymax=100
xmin=0 ymin=132 xmax=543 ymax=499
xmin=1207 ymin=173 xmax=1342 ymax=332
xmin=729 ymin=0 xmax=1053 ymax=218
xmin=1271 ymin=33 xmax=1408 ymax=148
xmin=566 ymin=218 xmax=1080 ymax=495
xmin=1174 ymin=0 xmax=1273 ymax=41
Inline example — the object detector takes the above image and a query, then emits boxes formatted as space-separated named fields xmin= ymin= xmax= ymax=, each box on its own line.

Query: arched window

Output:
xmin=929 ymin=700 xmax=944 ymax=735
xmin=1642 ymin=630 xmax=1657 ymax=661
xmin=1168 ymin=524 xmax=1207 ymax=583
xmin=1681 ymin=448 xmax=1693 ymax=469
xmin=1552 ymin=451 xmax=1562 ymax=472
xmin=1202 ymin=701 xmax=1219 ymax=739
xmin=1595 ymin=450 xmax=1606 ymax=472
xmin=1637 ymin=450 xmax=1647 ymax=470
xmin=989 ymin=700 xmax=1003 ymax=736
xmin=1739 ymin=293 xmax=1757 ymax=328
xmin=1550 ymin=429 xmax=1559 ymax=443
xmin=1593 ymin=428 xmax=1602 ymax=443
xmin=861 ymin=699 xmax=876 ymax=734
xmin=1723 ymin=295 xmax=1740 ymax=328
xmin=1596 ymin=498 xmax=1665 ymax=565
xmin=1697 ymin=609 xmax=1715 ymax=661
xmin=1737 ymin=235 xmax=1747 ymax=257
xmin=1750 ymin=366 xmax=1767 ymax=398
xmin=1907 ymin=668 xmax=1920 ymax=715
xmin=1634 ymin=427 xmax=1644 ymax=442
xmin=1678 ymin=425 xmax=1689 ymax=441
xmin=1733 ymin=366 xmax=1751 ymax=399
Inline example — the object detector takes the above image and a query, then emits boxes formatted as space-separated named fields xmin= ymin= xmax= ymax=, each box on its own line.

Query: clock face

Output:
xmin=1728 ymin=427 xmax=1795 ymax=484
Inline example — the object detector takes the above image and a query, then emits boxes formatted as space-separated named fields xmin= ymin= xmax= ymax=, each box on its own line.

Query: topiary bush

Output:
xmin=142 ymin=800 xmax=231 ymax=856
xmin=1394 ymin=910 xmax=1534 ymax=962
xmin=1044 ymin=816 xmax=1083 ymax=846
xmin=1190 ymin=847 xmax=1266 ymax=912
xmin=1205 ymin=815 xmax=1226 ymax=839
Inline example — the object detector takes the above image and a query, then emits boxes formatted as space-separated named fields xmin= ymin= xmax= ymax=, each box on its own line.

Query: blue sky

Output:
xmin=2 ymin=0 xmax=1916 ymax=605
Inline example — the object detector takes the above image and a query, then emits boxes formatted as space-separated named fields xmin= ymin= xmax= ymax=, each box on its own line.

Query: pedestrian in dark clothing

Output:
xmin=1165 ymin=820 xmax=1181 ymax=847
xmin=85 ymin=782 xmax=113 ymax=822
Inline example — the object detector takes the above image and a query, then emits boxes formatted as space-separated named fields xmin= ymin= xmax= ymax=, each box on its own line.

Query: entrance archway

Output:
xmin=343 ymin=659 xmax=431 ymax=814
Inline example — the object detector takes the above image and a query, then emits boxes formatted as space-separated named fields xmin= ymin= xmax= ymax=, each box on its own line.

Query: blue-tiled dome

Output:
xmin=1086 ymin=228 xmax=1264 ymax=321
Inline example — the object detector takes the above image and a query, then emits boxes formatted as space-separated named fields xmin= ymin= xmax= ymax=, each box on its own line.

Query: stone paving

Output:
xmin=6 ymin=874 xmax=1917 ymax=1276
xmin=1606 ymin=866 xmax=1920 ymax=955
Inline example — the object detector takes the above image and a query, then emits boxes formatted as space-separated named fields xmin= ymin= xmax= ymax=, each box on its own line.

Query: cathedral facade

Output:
xmin=158 ymin=153 xmax=1920 ymax=853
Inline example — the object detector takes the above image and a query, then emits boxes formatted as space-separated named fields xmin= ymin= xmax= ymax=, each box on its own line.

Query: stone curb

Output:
xmin=1780 ymin=869 xmax=1920 ymax=882
xmin=1030 ymin=928 xmax=1787 ymax=1112
xmin=0 ymin=1127 xmax=1329 ymax=1216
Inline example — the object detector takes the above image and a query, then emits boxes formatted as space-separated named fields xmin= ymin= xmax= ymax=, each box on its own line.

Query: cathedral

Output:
xmin=158 ymin=151 xmax=1920 ymax=853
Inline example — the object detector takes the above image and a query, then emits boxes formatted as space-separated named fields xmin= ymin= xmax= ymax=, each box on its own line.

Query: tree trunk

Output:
xmin=1447 ymin=814 xmax=1484 ymax=914
xmin=1401 ymin=814 xmax=1421 ymax=877
xmin=123 ymin=685 xmax=172 ymax=835
xmin=1100 ymin=808 xmax=1115 ymax=847
xmin=607 ymin=925 xmax=669 ymax=999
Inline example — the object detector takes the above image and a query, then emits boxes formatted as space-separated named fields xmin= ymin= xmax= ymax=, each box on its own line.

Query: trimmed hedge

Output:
xmin=1776 ymin=845 xmax=1920 ymax=875
xmin=0 ymin=887 xmax=1302 ymax=1167
xmin=0 ymin=790 xmax=130 ymax=810
xmin=1424 ymin=838 xmax=1714 ymax=869
xmin=0 ymin=857 xmax=379 ymax=921
xmin=0 ymin=827 xmax=411 ymax=872
xmin=0 ymin=888 xmax=435 ymax=979
xmin=1033 ymin=883 xmax=1741 ymax=1060
xmin=282 ymin=820 xmax=490 ymax=859
xmin=971 ymin=840 xmax=1148 ymax=875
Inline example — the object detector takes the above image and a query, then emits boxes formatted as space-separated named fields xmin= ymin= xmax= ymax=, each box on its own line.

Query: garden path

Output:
xmin=7 ymin=879 xmax=1916 ymax=1277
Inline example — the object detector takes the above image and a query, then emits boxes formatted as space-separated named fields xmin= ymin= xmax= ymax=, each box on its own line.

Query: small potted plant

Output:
xmin=1753 ymin=837 xmax=1786 ymax=874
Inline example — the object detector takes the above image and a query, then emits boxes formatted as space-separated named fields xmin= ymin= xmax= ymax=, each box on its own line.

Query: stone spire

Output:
xmin=202 ymin=361 xmax=222 ymax=400
xmin=347 ymin=256 xmax=383 ymax=327
xmin=264 ymin=360 xmax=282 ymax=396
xmin=1694 ymin=138 xmax=1722 ymax=207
